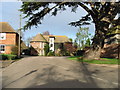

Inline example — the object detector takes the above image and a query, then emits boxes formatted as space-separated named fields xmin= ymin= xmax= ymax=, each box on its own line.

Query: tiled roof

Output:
xmin=0 ymin=22 xmax=16 ymax=33
xmin=31 ymin=34 xmax=71 ymax=43
xmin=31 ymin=33 xmax=47 ymax=42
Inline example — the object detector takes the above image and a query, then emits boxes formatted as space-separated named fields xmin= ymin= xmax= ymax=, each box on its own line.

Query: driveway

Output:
xmin=1 ymin=56 xmax=118 ymax=88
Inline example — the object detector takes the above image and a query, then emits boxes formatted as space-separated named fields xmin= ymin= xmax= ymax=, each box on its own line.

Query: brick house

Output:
xmin=0 ymin=22 xmax=19 ymax=54
xmin=30 ymin=33 xmax=75 ymax=56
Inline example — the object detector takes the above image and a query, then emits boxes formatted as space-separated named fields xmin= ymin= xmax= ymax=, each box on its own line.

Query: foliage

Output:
xmin=73 ymin=39 xmax=78 ymax=49
xmin=20 ymin=2 xmax=119 ymax=59
xmin=47 ymin=50 xmax=55 ymax=56
xmin=11 ymin=46 xmax=18 ymax=55
xmin=85 ymin=38 xmax=91 ymax=47
xmin=26 ymin=37 xmax=32 ymax=47
xmin=20 ymin=2 xmax=119 ymax=30
xmin=64 ymin=43 xmax=75 ymax=55
xmin=75 ymin=27 xmax=92 ymax=49
xmin=1 ymin=54 xmax=17 ymax=60
xmin=42 ymin=31 xmax=50 ymax=35
xmin=69 ymin=38 xmax=73 ymax=42
xmin=44 ymin=43 xmax=49 ymax=56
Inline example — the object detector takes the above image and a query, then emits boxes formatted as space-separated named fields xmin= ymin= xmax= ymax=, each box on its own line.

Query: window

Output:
xmin=50 ymin=44 xmax=53 ymax=47
xmin=0 ymin=45 xmax=5 ymax=53
xmin=0 ymin=33 xmax=6 ymax=40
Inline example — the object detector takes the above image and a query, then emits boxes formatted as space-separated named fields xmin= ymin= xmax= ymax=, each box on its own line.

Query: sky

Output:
xmin=0 ymin=1 xmax=95 ymax=43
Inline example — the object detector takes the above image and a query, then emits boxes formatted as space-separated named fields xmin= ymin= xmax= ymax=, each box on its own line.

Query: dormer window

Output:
xmin=0 ymin=33 xmax=6 ymax=40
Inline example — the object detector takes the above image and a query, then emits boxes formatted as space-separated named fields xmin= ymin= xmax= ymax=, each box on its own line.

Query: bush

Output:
xmin=44 ymin=43 xmax=49 ymax=56
xmin=6 ymin=54 xmax=16 ymax=60
xmin=11 ymin=46 xmax=18 ymax=55
xmin=0 ymin=54 xmax=17 ymax=60
xmin=65 ymin=51 xmax=70 ymax=56
xmin=0 ymin=54 xmax=7 ymax=60
xmin=47 ymin=50 xmax=55 ymax=56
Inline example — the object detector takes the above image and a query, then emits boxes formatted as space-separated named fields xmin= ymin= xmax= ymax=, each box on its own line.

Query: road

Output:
xmin=1 ymin=56 xmax=118 ymax=88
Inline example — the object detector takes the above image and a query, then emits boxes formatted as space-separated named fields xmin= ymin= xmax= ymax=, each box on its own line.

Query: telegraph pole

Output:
xmin=18 ymin=14 xmax=22 ymax=58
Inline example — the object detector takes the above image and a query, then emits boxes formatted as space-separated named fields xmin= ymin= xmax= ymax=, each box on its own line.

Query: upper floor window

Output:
xmin=0 ymin=33 xmax=6 ymax=40
xmin=0 ymin=44 xmax=5 ymax=53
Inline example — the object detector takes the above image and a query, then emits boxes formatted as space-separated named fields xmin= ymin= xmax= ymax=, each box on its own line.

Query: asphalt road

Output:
xmin=1 ymin=56 xmax=119 ymax=88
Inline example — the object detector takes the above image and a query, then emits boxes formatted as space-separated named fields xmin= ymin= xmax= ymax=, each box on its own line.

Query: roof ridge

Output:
xmin=40 ymin=33 xmax=47 ymax=42
xmin=0 ymin=22 xmax=16 ymax=33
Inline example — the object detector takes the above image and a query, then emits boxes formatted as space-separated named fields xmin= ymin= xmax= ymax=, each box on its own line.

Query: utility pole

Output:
xmin=18 ymin=14 xmax=22 ymax=58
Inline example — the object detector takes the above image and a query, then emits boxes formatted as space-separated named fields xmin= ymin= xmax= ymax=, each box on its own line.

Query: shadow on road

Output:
xmin=3 ymin=69 xmax=38 ymax=88
xmin=24 ymin=62 xmax=101 ymax=88
xmin=71 ymin=62 xmax=99 ymax=88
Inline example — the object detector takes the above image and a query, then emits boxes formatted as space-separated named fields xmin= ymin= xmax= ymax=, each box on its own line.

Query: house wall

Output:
xmin=0 ymin=33 xmax=18 ymax=54
xmin=30 ymin=41 xmax=45 ymax=55
xmin=49 ymin=37 xmax=55 ymax=51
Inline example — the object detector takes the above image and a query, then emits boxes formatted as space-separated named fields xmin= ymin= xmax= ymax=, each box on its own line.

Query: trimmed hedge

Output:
xmin=0 ymin=54 xmax=17 ymax=60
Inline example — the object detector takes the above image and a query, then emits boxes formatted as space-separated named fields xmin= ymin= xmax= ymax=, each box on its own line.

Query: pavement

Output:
xmin=1 ymin=56 xmax=119 ymax=88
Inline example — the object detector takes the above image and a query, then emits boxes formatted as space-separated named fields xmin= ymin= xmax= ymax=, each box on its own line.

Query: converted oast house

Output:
xmin=0 ymin=22 xmax=19 ymax=54
xmin=30 ymin=33 xmax=73 ymax=56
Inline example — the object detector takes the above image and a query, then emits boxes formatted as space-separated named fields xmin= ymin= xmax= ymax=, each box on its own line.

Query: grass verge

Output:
xmin=68 ymin=56 xmax=119 ymax=64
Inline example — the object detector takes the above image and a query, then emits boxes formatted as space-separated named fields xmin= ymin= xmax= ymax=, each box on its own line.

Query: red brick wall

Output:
xmin=0 ymin=33 xmax=18 ymax=54
xmin=30 ymin=42 xmax=40 ymax=55
xmin=30 ymin=42 xmax=46 ymax=55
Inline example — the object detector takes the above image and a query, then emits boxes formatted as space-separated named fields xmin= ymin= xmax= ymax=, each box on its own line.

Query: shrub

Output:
xmin=0 ymin=54 xmax=7 ymax=60
xmin=65 ymin=51 xmax=70 ymax=56
xmin=6 ymin=54 xmax=16 ymax=60
xmin=47 ymin=50 xmax=55 ymax=56
xmin=0 ymin=54 xmax=17 ymax=60
xmin=44 ymin=43 xmax=49 ymax=56
xmin=11 ymin=46 xmax=18 ymax=55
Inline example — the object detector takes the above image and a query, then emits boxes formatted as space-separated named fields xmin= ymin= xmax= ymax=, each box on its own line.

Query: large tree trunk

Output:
xmin=83 ymin=24 xmax=106 ymax=60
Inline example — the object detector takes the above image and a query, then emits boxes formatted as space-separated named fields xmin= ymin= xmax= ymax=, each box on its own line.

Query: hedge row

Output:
xmin=0 ymin=54 xmax=17 ymax=60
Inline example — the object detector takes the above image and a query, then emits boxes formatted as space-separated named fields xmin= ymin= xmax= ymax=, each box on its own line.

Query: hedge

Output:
xmin=0 ymin=54 xmax=17 ymax=60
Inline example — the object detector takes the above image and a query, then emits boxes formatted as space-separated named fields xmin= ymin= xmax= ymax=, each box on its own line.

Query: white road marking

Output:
xmin=91 ymin=76 xmax=108 ymax=82
xmin=112 ymin=82 xmax=118 ymax=85
xmin=91 ymin=76 xmax=118 ymax=85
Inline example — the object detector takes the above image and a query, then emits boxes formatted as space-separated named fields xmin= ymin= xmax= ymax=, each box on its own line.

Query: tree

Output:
xmin=42 ymin=31 xmax=50 ymax=35
xmin=73 ymin=39 xmax=78 ymax=49
xmin=20 ymin=2 xmax=119 ymax=59
xmin=76 ymin=27 xmax=90 ymax=50
xmin=26 ymin=37 xmax=32 ymax=47
xmin=44 ymin=43 xmax=49 ymax=56
xmin=85 ymin=38 xmax=91 ymax=47
xmin=69 ymin=38 xmax=73 ymax=42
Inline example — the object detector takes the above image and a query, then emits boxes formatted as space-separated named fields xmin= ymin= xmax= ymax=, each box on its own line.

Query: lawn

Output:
xmin=68 ymin=56 xmax=119 ymax=64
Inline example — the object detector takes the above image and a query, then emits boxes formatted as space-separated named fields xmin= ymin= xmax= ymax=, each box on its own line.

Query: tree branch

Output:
xmin=78 ymin=2 xmax=96 ymax=22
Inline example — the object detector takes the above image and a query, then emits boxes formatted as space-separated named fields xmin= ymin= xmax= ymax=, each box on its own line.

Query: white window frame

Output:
xmin=0 ymin=44 xmax=5 ymax=53
xmin=0 ymin=33 xmax=6 ymax=40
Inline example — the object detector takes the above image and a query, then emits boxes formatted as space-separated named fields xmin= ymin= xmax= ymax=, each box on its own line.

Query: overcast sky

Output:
xmin=0 ymin=1 xmax=95 ymax=42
